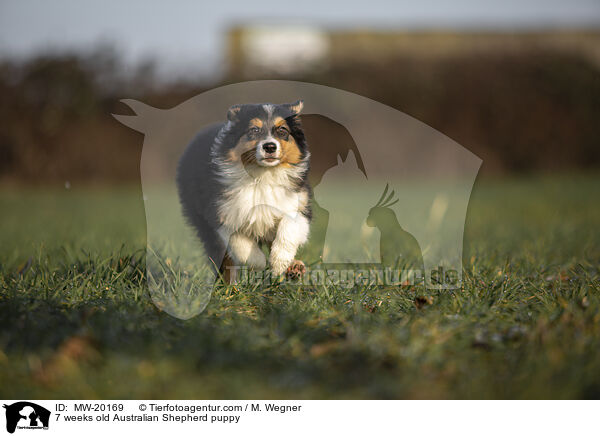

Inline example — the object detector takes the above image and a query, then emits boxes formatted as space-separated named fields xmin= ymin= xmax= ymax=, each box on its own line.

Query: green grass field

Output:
xmin=1 ymin=173 xmax=599 ymax=399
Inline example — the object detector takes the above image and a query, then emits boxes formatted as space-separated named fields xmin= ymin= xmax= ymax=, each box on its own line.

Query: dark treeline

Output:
xmin=1 ymin=46 xmax=599 ymax=183
xmin=302 ymin=51 xmax=600 ymax=174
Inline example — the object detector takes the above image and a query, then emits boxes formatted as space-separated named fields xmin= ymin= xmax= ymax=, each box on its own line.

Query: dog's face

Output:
xmin=222 ymin=101 xmax=307 ymax=168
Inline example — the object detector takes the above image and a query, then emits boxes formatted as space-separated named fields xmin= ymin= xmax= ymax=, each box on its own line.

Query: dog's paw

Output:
xmin=285 ymin=260 xmax=306 ymax=280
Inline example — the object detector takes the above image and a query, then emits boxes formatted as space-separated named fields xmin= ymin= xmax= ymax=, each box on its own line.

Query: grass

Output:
xmin=0 ymin=173 xmax=599 ymax=399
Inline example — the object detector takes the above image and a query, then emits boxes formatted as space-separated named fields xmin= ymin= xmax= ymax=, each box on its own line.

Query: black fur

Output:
xmin=176 ymin=102 xmax=311 ymax=272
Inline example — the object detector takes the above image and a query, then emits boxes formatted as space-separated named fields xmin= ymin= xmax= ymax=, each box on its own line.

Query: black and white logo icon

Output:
xmin=3 ymin=402 xmax=50 ymax=434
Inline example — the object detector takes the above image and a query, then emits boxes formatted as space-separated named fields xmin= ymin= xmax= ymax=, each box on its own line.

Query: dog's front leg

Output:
xmin=269 ymin=214 xmax=310 ymax=276
xmin=228 ymin=231 xmax=267 ymax=270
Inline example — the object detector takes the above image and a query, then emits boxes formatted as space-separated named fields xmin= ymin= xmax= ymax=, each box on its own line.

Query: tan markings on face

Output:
xmin=277 ymin=119 xmax=302 ymax=166
xmin=241 ymin=148 xmax=257 ymax=166
xmin=226 ymin=118 xmax=266 ymax=162
xmin=225 ymin=118 xmax=266 ymax=162
xmin=227 ymin=137 xmax=258 ymax=162
xmin=227 ymin=148 xmax=239 ymax=162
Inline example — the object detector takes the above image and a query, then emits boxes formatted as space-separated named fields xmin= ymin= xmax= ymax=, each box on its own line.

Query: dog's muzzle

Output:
xmin=256 ymin=139 xmax=281 ymax=166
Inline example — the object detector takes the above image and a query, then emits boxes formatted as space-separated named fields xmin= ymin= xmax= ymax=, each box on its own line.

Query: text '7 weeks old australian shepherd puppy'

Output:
xmin=176 ymin=100 xmax=311 ymax=282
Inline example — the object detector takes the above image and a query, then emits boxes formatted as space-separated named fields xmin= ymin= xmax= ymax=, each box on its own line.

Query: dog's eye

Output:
xmin=248 ymin=126 xmax=260 ymax=135
xmin=276 ymin=127 xmax=289 ymax=138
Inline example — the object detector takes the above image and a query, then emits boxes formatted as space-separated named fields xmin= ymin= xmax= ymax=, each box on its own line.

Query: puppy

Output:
xmin=176 ymin=101 xmax=311 ymax=282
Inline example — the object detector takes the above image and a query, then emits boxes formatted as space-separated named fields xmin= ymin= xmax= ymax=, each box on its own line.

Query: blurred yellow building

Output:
xmin=227 ymin=25 xmax=600 ymax=77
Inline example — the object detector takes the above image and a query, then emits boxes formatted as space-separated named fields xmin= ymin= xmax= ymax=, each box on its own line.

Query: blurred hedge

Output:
xmin=303 ymin=51 xmax=600 ymax=174
xmin=0 ymin=47 xmax=599 ymax=184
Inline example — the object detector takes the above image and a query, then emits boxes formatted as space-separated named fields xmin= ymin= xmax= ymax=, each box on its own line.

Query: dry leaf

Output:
xmin=414 ymin=295 xmax=433 ymax=309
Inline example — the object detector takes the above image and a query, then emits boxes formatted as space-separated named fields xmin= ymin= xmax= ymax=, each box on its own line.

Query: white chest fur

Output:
xmin=217 ymin=167 xmax=302 ymax=240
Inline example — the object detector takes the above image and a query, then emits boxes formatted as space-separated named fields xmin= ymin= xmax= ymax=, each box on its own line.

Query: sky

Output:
xmin=1 ymin=0 xmax=599 ymax=79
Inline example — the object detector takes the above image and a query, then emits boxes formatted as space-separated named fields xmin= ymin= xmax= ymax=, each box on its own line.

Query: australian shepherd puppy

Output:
xmin=176 ymin=100 xmax=311 ymax=282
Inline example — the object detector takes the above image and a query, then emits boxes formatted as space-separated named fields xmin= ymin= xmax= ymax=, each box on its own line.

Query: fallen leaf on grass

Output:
xmin=544 ymin=271 xmax=570 ymax=282
xmin=310 ymin=341 xmax=341 ymax=358
xmin=33 ymin=335 xmax=101 ymax=386
xmin=414 ymin=296 xmax=433 ymax=309
xmin=363 ymin=300 xmax=383 ymax=313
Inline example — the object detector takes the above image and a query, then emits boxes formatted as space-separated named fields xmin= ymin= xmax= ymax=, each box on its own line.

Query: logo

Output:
xmin=3 ymin=402 xmax=50 ymax=434
xmin=114 ymin=80 xmax=481 ymax=319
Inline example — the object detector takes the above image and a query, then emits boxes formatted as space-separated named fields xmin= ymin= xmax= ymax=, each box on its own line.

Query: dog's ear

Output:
xmin=227 ymin=104 xmax=243 ymax=122
xmin=286 ymin=100 xmax=304 ymax=115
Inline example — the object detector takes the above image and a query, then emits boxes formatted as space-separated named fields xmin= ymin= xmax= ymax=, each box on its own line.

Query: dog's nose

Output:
xmin=262 ymin=142 xmax=277 ymax=154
